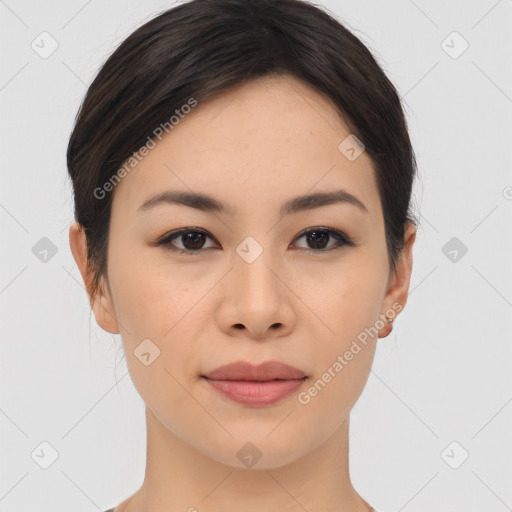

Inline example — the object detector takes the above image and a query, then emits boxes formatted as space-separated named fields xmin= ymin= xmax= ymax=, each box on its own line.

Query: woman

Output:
xmin=67 ymin=0 xmax=418 ymax=510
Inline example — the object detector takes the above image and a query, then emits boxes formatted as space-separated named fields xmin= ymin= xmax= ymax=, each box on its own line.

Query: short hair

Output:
xmin=67 ymin=0 xmax=419 ymax=301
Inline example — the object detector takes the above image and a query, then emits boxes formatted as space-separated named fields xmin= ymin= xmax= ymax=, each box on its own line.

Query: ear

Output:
xmin=68 ymin=221 xmax=120 ymax=334
xmin=380 ymin=222 xmax=417 ymax=331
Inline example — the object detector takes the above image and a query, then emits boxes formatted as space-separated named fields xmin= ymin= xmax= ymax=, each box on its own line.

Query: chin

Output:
xmin=196 ymin=433 xmax=314 ymax=470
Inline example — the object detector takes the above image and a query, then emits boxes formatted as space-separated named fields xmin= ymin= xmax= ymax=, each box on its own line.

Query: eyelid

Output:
xmin=153 ymin=226 xmax=356 ymax=253
xmin=290 ymin=226 xmax=356 ymax=253
xmin=152 ymin=226 xmax=218 ymax=250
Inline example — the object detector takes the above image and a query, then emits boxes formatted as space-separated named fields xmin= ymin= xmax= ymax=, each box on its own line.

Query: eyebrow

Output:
xmin=137 ymin=189 xmax=369 ymax=216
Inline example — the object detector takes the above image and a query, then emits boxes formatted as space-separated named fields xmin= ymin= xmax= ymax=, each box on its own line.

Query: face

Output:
xmin=71 ymin=74 xmax=415 ymax=469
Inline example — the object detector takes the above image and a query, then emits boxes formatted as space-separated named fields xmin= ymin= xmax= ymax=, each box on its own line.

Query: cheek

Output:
xmin=297 ymin=271 xmax=382 ymax=418
xmin=109 ymin=261 xmax=203 ymax=415
xmin=108 ymin=250 xmax=210 ymax=384
xmin=301 ymin=254 xmax=385 ymax=338
xmin=299 ymin=344 xmax=374 ymax=430
xmin=297 ymin=251 xmax=385 ymax=397
xmin=109 ymin=249 xmax=192 ymax=340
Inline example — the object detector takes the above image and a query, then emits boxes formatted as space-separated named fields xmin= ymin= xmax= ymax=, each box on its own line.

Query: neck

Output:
xmin=117 ymin=407 xmax=372 ymax=512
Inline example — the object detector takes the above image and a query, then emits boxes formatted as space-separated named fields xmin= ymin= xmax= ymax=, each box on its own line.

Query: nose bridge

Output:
xmin=233 ymin=234 xmax=283 ymax=305
xmin=214 ymin=228 xmax=297 ymax=339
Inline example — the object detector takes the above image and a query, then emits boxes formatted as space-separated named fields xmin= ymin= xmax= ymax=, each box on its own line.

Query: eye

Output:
xmin=155 ymin=227 xmax=219 ymax=253
xmin=153 ymin=226 xmax=355 ymax=254
xmin=291 ymin=227 xmax=355 ymax=254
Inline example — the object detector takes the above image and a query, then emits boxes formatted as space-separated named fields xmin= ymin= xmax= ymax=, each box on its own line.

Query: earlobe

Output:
xmin=68 ymin=222 xmax=120 ymax=334
xmin=89 ymin=276 xmax=120 ymax=334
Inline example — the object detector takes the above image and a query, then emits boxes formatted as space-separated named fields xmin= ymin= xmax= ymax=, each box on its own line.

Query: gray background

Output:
xmin=1 ymin=1 xmax=511 ymax=511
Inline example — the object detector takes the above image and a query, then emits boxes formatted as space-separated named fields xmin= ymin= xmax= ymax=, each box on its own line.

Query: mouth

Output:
xmin=201 ymin=360 xmax=307 ymax=381
xmin=201 ymin=376 xmax=308 ymax=406
xmin=201 ymin=361 xmax=308 ymax=406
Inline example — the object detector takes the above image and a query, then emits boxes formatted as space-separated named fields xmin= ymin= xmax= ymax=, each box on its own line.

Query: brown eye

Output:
xmin=157 ymin=227 xmax=218 ymax=253
xmin=304 ymin=230 xmax=330 ymax=250
xmin=180 ymin=231 xmax=208 ymax=250
xmin=292 ymin=227 xmax=354 ymax=253
xmin=154 ymin=226 xmax=354 ymax=255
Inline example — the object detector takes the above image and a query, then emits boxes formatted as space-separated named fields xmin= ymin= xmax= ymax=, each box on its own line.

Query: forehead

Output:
xmin=112 ymin=75 xmax=380 ymax=220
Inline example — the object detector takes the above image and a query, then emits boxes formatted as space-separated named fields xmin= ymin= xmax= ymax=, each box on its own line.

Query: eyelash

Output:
xmin=154 ymin=226 xmax=356 ymax=255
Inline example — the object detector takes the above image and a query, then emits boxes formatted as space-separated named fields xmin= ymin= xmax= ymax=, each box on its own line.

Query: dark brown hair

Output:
xmin=67 ymin=0 xmax=419 ymax=301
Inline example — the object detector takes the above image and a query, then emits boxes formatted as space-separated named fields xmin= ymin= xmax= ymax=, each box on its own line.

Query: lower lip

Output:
xmin=202 ymin=377 xmax=307 ymax=406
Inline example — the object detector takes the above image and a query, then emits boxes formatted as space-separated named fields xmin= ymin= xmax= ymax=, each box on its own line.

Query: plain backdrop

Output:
xmin=0 ymin=1 xmax=511 ymax=511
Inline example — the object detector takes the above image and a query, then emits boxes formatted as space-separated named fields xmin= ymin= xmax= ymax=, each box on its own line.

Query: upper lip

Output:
xmin=202 ymin=361 xmax=307 ymax=381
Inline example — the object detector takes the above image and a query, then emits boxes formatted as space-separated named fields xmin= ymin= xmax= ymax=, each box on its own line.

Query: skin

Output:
xmin=70 ymin=74 xmax=415 ymax=512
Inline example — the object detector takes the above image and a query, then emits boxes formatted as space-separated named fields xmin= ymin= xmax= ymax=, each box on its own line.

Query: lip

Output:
xmin=202 ymin=360 xmax=307 ymax=381
xmin=201 ymin=361 xmax=308 ymax=407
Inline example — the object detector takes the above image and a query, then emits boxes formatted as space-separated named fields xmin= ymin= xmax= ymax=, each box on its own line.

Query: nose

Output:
xmin=216 ymin=250 xmax=296 ymax=340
